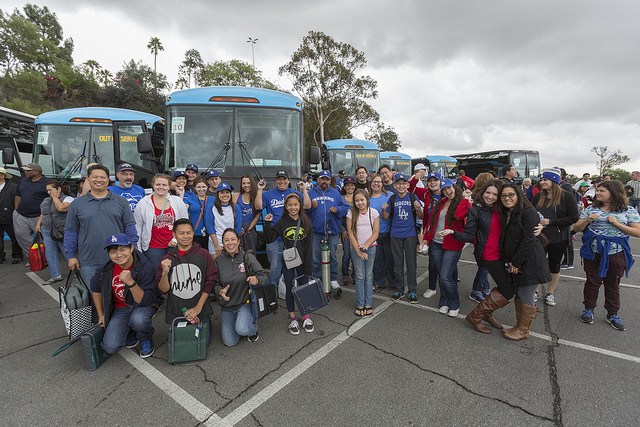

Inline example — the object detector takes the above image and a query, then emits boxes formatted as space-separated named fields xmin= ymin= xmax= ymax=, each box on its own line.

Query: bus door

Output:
xmin=0 ymin=136 xmax=26 ymax=184
xmin=112 ymin=121 xmax=157 ymax=188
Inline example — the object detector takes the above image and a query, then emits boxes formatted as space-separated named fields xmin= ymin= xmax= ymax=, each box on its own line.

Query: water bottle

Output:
xmin=182 ymin=307 xmax=198 ymax=325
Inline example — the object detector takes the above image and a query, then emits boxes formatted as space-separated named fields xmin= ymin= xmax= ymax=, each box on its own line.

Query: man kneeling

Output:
xmin=90 ymin=234 xmax=162 ymax=358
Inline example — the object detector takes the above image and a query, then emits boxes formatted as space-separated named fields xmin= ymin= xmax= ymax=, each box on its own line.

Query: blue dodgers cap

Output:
xmin=440 ymin=178 xmax=456 ymax=189
xmin=394 ymin=173 xmax=409 ymax=182
xmin=172 ymin=170 xmax=188 ymax=180
xmin=318 ymin=170 xmax=332 ymax=179
xmin=217 ymin=182 xmax=232 ymax=192
xmin=104 ymin=233 xmax=132 ymax=249
xmin=369 ymin=169 xmax=376 ymax=173
xmin=185 ymin=163 xmax=199 ymax=172
xmin=426 ymin=172 xmax=442 ymax=181
xmin=206 ymin=170 xmax=220 ymax=179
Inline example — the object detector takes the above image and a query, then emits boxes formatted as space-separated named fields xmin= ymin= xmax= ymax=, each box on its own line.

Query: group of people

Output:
xmin=4 ymin=159 xmax=639 ymax=361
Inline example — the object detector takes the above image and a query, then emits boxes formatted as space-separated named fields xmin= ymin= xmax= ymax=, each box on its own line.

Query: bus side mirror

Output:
xmin=308 ymin=146 xmax=320 ymax=165
xmin=2 ymin=148 xmax=15 ymax=165
xmin=137 ymin=133 xmax=153 ymax=154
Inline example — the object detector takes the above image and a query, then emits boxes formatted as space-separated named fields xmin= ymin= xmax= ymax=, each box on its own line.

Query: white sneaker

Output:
xmin=439 ymin=305 xmax=449 ymax=314
xmin=545 ymin=293 xmax=556 ymax=306
xmin=43 ymin=276 xmax=63 ymax=285
xmin=288 ymin=319 xmax=300 ymax=335
xmin=330 ymin=280 xmax=340 ymax=290
xmin=447 ymin=309 xmax=459 ymax=317
xmin=302 ymin=318 xmax=314 ymax=333
xmin=423 ymin=289 xmax=437 ymax=299
xmin=421 ymin=245 xmax=429 ymax=254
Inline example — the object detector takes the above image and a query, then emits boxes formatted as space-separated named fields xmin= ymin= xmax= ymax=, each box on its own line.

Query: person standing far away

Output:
xmin=231 ymin=174 xmax=261 ymax=253
xmin=0 ymin=168 xmax=22 ymax=264
xmin=500 ymin=164 xmax=517 ymax=184
xmin=91 ymin=233 xmax=162 ymax=358
xmin=335 ymin=170 xmax=345 ymax=191
xmin=65 ymin=164 xmax=138 ymax=286
xmin=108 ymin=163 xmax=146 ymax=213
xmin=307 ymin=170 xmax=350 ymax=297
xmin=355 ymin=166 xmax=370 ymax=192
xmin=381 ymin=173 xmax=423 ymax=303
xmin=573 ymin=172 xmax=591 ymax=191
xmin=206 ymin=170 xmax=222 ymax=197
xmin=170 ymin=170 xmax=189 ymax=200
xmin=625 ymin=171 xmax=640 ymax=212
xmin=413 ymin=163 xmax=428 ymax=188
xmin=156 ymin=218 xmax=217 ymax=344
xmin=254 ymin=170 xmax=311 ymax=290
xmin=378 ymin=164 xmax=396 ymax=194
xmin=13 ymin=162 xmax=49 ymax=265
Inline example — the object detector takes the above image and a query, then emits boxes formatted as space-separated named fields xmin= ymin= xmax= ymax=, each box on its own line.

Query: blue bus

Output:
xmin=314 ymin=139 xmax=379 ymax=176
xmin=165 ymin=86 xmax=310 ymax=186
xmin=411 ymin=155 xmax=458 ymax=178
xmin=32 ymin=107 xmax=164 ymax=187
xmin=380 ymin=151 xmax=412 ymax=176
xmin=453 ymin=149 xmax=541 ymax=184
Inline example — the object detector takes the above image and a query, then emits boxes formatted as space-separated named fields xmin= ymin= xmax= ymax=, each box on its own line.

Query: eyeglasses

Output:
xmin=500 ymin=193 xmax=517 ymax=199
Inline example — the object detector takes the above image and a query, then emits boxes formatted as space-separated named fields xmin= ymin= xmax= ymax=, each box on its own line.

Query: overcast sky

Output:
xmin=4 ymin=0 xmax=640 ymax=177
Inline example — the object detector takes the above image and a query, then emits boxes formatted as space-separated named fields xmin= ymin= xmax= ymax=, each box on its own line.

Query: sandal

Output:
xmin=355 ymin=307 xmax=365 ymax=317
xmin=364 ymin=306 xmax=373 ymax=316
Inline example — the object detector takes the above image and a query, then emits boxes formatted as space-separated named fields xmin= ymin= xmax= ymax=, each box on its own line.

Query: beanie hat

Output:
xmin=540 ymin=167 xmax=561 ymax=185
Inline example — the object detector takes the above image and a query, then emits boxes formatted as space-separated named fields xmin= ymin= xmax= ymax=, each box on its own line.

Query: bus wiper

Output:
xmin=205 ymin=126 xmax=232 ymax=174
xmin=236 ymin=125 xmax=263 ymax=181
xmin=60 ymin=141 xmax=87 ymax=185
xmin=92 ymin=140 xmax=102 ymax=165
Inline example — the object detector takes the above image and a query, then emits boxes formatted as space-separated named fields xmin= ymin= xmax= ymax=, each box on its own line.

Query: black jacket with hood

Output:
xmin=214 ymin=248 xmax=268 ymax=311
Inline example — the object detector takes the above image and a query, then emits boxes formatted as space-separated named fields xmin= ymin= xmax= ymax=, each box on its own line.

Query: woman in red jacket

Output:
xmin=424 ymin=179 xmax=470 ymax=317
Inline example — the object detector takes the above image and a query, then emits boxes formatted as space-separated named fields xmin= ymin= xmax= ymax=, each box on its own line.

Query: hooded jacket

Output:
xmin=214 ymin=248 xmax=268 ymax=311
xmin=305 ymin=186 xmax=350 ymax=235
xmin=424 ymin=198 xmax=470 ymax=250
xmin=452 ymin=204 xmax=494 ymax=263
xmin=89 ymin=249 xmax=162 ymax=327
xmin=134 ymin=194 xmax=189 ymax=251
xmin=155 ymin=243 xmax=218 ymax=323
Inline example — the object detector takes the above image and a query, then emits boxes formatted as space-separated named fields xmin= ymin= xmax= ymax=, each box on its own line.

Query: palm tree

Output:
xmin=83 ymin=59 xmax=101 ymax=80
xmin=147 ymin=37 xmax=164 ymax=75
xmin=99 ymin=69 xmax=112 ymax=88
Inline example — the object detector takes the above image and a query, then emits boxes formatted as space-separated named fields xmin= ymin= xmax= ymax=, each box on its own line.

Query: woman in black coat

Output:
xmin=531 ymin=168 xmax=579 ymax=306
xmin=488 ymin=183 xmax=551 ymax=340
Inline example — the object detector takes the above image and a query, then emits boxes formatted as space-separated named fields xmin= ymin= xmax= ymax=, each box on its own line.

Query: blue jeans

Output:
xmin=429 ymin=242 xmax=462 ymax=310
xmin=313 ymin=232 xmax=339 ymax=282
xmin=144 ymin=247 xmax=169 ymax=269
xmin=341 ymin=235 xmax=353 ymax=279
xmin=220 ymin=303 xmax=258 ymax=346
xmin=101 ymin=305 xmax=157 ymax=354
xmin=630 ymin=199 xmax=640 ymax=211
xmin=428 ymin=245 xmax=458 ymax=291
xmin=373 ymin=232 xmax=394 ymax=288
xmin=42 ymin=228 xmax=67 ymax=279
xmin=351 ymin=246 xmax=376 ymax=307
xmin=266 ymin=239 xmax=284 ymax=287
xmin=79 ymin=264 xmax=101 ymax=288
xmin=471 ymin=261 xmax=490 ymax=296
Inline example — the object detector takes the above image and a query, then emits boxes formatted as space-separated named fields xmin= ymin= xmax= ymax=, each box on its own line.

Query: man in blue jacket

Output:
xmin=306 ymin=170 xmax=350 ymax=295
xmin=90 ymin=234 xmax=162 ymax=358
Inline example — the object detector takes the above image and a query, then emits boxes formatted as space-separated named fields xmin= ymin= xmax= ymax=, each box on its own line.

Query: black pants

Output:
xmin=0 ymin=222 xmax=22 ymax=261
xmin=545 ymin=240 xmax=569 ymax=274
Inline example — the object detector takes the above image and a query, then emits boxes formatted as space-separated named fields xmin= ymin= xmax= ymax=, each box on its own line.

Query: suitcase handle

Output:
xmin=170 ymin=316 xmax=203 ymax=360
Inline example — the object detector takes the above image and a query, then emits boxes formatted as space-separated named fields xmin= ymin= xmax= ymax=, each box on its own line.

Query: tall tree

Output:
xmin=99 ymin=69 xmax=112 ymax=88
xmin=196 ymin=59 xmax=276 ymax=88
xmin=147 ymin=36 xmax=163 ymax=75
xmin=365 ymin=122 xmax=402 ymax=152
xmin=591 ymin=146 xmax=630 ymax=176
xmin=100 ymin=60 xmax=167 ymax=116
xmin=176 ymin=49 xmax=203 ymax=89
xmin=0 ymin=9 xmax=42 ymax=74
xmin=279 ymin=31 xmax=378 ymax=146
xmin=82 ymin=59 xmax=100 ymax=80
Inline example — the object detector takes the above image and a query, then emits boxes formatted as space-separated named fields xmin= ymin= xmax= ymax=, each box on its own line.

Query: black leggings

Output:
xmin=545 ymin=240 xmax=569 ymax=274
xmin=485 ymin=259 xmax=536 ymax=305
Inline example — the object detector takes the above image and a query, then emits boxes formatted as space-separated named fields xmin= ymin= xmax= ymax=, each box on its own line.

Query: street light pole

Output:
xmin=247 ymin=37 xmax=258 ymax=68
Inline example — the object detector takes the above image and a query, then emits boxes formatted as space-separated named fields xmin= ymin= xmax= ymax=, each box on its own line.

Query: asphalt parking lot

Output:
xmin=1 ymin=239 xmax=639 ymax=426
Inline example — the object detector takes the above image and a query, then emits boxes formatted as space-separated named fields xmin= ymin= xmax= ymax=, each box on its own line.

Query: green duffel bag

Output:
xmin=81 ymin=325 xmax=111 ymax=371
xmin=168 ymin=316 xmax=207 ymax=364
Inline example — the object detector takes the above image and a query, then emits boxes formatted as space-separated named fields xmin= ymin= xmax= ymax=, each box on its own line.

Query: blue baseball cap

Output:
xmin=318 ymin=170 xmax=332 ymax=179
xmin=206 ymin=170 xmax=220 ymax=179
xmin=440 ymin=178 xmax=456 ymax=189
xmin=185 ymin=163 xmax=199 ymax=172
xmin=394 ymin=173 xmax=409 ymax=182
xmin=369 ymin=169 xmax=376 ymax=173
xmin=217 ymin=182 xmax=232 ymax=192
xmin=104 ymin=233 xmax=132 ymax=249
xmin=426 ymin=172 xmax=442 ymax=181
xmin=172 ymin=170 xmax=188 ymax=180
xmin=116 ymin=162 xmax=134 ymax=172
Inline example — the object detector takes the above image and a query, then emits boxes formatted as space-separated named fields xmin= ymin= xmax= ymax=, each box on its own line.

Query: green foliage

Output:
xmin=365 ymin=122 xmax=402 ymax=152
xmin=99 ymin=60 xmax=166 ymax=116
xmin=176 ymin=49 xmax=204 ymax=89
xmin=196 ymin=59 xmax=276 ymax=88
xmin=147 ymin=36 xmax=164 ymax=76
xmin=604 ymin=168 xmax=630 ymax=183
xmin=0 ymin=9 xmax=42 ymax=74
xmin=279 ymin=31 xmax=378 ymax=146
xmin=591 ymin=146 xmax=630 ymax=176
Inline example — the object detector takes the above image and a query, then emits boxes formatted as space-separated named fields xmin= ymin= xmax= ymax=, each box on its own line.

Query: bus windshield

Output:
xmin=167 ymin=105 xmax=302 ymax=178
xmin=511 ymin=152 xmax=540 ymax=179
xmin=329 ymin=149 xmax=378 ymax=176
xmin=429 ymin=161 xmax=458 ymax=178
xmin=390 ymin=159 xmax=412 ymax=176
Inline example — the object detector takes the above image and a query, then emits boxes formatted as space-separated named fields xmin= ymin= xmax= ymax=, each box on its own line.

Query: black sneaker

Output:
xmin=247 ymin=333 xmax=259 ymax=343
xmin=580 ymin=309 xmax=594 ymax=324
xmin=408 ymin=293 xmax=418 ymax=304
xmin=391 ymin=292 xmax=404 ymax=301
xmin=607 ymin=315 xmax=625 ymax=331
xmin=11 ymin=258 xmax=23 ymax=265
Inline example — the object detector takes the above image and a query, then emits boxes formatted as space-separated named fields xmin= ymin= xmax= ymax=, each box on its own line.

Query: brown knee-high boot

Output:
xmin=465 ymin=288 xmax=509 ymax=334
xmin=503 ymin=297 xmax=522 ymax=335
xmin=503 ymin=300 xmax=537 ymax=341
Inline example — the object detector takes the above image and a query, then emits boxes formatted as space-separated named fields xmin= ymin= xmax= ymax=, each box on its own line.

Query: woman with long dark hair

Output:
xmin=532 ymin=168 xmax=579 ymax=306
xmin=232 ymin=174 xmax=261 ymax=253
xmin=204 ymin=183 xmax=242 ymax=257
xmin=574 ymin=180 xmax=640 ymax=331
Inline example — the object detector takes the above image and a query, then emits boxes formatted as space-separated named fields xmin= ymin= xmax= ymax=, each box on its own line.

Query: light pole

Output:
xmin=247 ymin=37 xmax=258 ymax=68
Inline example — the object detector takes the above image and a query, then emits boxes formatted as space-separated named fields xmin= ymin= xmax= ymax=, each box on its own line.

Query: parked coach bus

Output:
xmin=453 ymin=149 xmax=541 ymax=184
xmin=314 ymin=139 xmax=379 ymax=177
xmin=0 ymin=106 xmax=35 ymax=179
xmin=380 ymin=151 xmax=411 ymax=176
xmin=32 ymin=107 xmax=164 ymax=188
xmin=411 ymin=155 xmax=458 ymax=178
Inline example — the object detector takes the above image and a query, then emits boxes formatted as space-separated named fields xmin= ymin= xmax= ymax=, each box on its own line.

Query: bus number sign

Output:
xmin=172 ymin=117 xmax=185 ymax=134
xmin=38 ymin=132 xmax=49 ymax=145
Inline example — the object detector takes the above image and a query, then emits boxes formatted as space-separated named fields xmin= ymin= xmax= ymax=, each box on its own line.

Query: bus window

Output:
xmin=35 ymin=125 xmax=90 ymax=177
xmin=116 ymin=123 xmax=154 ymax=170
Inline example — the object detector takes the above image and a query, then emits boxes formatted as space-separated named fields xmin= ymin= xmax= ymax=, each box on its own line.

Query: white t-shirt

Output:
xmin=346 ymin=208 xmax=379 ymax=247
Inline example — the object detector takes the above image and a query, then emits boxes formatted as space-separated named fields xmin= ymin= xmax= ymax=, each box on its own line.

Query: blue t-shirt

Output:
xmin=262 ymin=188 xmax=302 ymax=223
xmin=386 ymin=193 xmax=416 ymax=238
xmin=184 ymin=192 xmax=214 ymax=236
xmin=108 ymin=184 xmax=146 ymax=213
xmin=369 ymin=192 xmax=391 ymax=233
xmin=16 ymin=175 xmax=50 ymax=218
xmin=236 ymin=195 xmax=256 ymax=224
